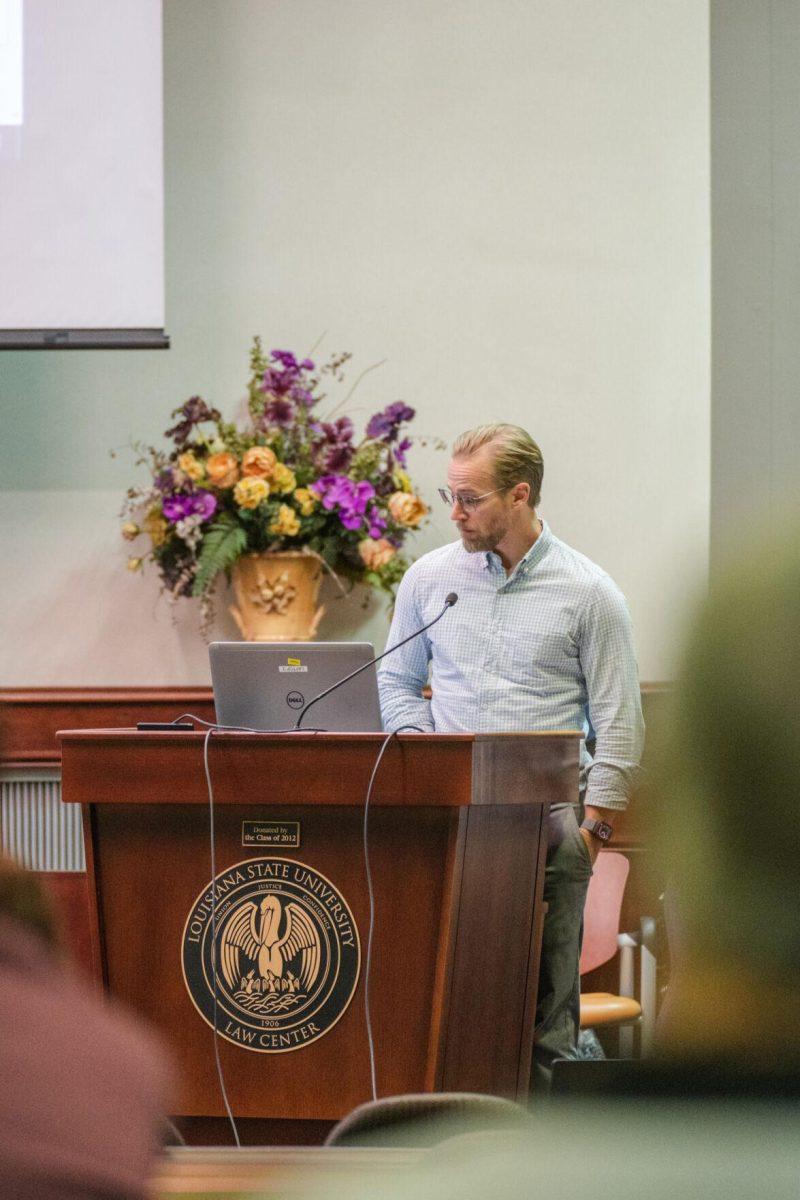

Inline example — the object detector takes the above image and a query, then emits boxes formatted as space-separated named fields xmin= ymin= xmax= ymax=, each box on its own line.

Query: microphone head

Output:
xmin=445 ymin=592 xmax=458 ymax=607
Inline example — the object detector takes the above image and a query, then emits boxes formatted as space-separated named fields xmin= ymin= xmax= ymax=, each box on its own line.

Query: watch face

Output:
xmin=584 ymin=819 xmax=613 ymax=841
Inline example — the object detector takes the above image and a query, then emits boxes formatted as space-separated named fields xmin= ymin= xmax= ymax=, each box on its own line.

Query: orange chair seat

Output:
xmin=580 ymin=992 xmax=642 ymax=1027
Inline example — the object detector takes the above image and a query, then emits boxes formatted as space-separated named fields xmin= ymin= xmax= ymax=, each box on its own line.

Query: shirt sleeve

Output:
xmin=579 ymin=574 xmax=645 ymax=811
xmin=377 ymin=566 xmax=435 ymax=732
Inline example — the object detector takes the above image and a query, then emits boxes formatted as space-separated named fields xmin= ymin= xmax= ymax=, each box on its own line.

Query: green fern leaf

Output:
xmin=192 ymin=518 xmax=248 ymax=598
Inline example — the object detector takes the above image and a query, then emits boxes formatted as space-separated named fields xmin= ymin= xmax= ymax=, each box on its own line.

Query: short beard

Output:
xmin=458 ymin=516 xmax=508 ymax=554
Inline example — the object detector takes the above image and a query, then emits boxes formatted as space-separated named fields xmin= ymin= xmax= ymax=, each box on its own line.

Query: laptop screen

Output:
xmin=209 ymin=642 xmax=383 ymax=732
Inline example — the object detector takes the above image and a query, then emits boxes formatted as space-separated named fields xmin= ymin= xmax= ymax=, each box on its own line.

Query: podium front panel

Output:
xmin=60 ymin=730 xmax=579 ymax=1121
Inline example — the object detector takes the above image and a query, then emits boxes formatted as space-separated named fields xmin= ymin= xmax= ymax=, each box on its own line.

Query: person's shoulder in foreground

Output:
xmin=0 ymin=857 xmax=172 ymax=1200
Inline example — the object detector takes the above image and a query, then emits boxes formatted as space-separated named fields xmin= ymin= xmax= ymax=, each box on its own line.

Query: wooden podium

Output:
xmin=58 ymin=729 xmax=579 ymax=1140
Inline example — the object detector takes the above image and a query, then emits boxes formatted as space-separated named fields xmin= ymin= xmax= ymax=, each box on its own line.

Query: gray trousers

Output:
xmin=532 ymin=802 xmax=593 ymax=1091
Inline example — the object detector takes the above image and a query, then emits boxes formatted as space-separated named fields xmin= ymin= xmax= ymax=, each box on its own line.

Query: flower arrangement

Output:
xmin=121 ymin=339 xmax=431 ymax=629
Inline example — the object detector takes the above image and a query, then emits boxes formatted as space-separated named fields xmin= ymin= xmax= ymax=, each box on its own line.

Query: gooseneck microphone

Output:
xmin=294 ymin=593 xmax=458 ymax=730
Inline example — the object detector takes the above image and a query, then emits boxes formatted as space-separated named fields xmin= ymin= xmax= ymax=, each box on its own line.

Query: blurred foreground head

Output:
xmin=648 ymin=524 xmax=800 ymax=1063
xmin=0 ymin=853 xmax=60 ymax=952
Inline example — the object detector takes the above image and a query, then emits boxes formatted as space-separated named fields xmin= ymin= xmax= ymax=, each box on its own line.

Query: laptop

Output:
xmin=209 ymin=641 xmax=384 ymax=732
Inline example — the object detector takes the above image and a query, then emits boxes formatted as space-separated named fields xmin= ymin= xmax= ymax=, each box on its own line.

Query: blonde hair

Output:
xmin=452 ymin=423 xmax=543 ymax=508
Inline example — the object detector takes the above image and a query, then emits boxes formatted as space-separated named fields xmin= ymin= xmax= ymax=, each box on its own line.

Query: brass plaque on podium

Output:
xmin=242 ymin=820 xmax=300 ymax=848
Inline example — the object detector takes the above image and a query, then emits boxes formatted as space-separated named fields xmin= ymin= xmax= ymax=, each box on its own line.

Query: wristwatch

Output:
xmin=581 ymin=818 xmax=614 ymax=844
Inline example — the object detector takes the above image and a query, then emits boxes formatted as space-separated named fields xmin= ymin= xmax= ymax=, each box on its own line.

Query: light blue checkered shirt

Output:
xmin=378 ymin=521 xmax=645 ymax=811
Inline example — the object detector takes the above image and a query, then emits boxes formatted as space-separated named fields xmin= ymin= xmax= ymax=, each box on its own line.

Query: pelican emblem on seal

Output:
xmin=220 ymin=894 xmax=321 ymax=1015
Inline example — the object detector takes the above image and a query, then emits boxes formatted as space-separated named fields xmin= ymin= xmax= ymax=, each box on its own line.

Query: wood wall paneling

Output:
xmin=0 ymin=688 xmax=216 ymax=766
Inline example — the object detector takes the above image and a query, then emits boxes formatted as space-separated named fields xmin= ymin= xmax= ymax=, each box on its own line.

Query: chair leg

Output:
xmin=618 ymin=934 xmax=636 ymax=996
xmin=639 ymin=917 xmax=658 ymax=1056
xmin=617 ymin=934 xmax=637 ymax=1057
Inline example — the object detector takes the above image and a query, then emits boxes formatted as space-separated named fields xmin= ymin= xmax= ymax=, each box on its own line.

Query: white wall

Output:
xmin=710 ymin=0 xmax=800 ymax=568
xmin=0 ymin=0 xmax=709 ymax=685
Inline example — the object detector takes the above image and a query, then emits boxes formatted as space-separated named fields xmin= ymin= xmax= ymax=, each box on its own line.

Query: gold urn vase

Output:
xmin=229 ymin=551 xmax=325 ymax=642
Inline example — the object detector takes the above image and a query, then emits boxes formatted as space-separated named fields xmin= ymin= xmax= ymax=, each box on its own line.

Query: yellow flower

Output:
xmin=121 ymin=521 xmax=140 ymax=541
xmin=388 ymin=491 xmax=427 ymax=527
xmin=206 ymin=451 xmax=239 ymax=489
xmin=392 ymin=468 xmax=412 ymax=493
xmin=294 ymin=487 xmax=317 ymax=517
xmin=234 ymin=477 xmax=269 ymax=509
xmin=178 ymin=451 xmax=205 ymax=482
xmin=269 ymin=504 xmax=301 ymax=537
xmin=358 ymin=538 xmax=396 ymax=569
xmin=271 ymin=463 xmax=297 ymax=494
xmin=126 ymin=556 xmax=143 ymax=572
xmin=242 ymin=445 xmax=277 ymax=479
xmin=143 ymin=506 xmax=168 ymax=548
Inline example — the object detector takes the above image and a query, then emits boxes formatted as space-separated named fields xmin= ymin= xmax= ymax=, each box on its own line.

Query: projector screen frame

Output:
xmin=0 ymin=329 xmax=169 ymax=350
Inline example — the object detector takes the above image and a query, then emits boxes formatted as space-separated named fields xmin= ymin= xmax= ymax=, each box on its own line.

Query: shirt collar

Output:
xmin=483 ymin=518 xmax=552 ymax=577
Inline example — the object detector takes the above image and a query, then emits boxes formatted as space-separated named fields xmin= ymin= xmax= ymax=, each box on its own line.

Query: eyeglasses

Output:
xmin=437 ymin=486 xmax=505 ymax=512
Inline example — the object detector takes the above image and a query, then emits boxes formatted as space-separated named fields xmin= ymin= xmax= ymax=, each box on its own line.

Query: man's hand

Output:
xmin=579 ymin=806 xmax=616 ymax=866
xmin=578 ymin=826 xmax=601 ymax=866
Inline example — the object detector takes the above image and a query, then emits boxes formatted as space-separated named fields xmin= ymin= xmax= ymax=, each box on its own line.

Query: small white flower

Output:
xmin=176 ymin=514 xmax=204 ymax=550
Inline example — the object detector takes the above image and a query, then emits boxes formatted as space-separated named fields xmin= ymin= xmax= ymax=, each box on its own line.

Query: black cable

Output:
xmin=163 ymin=1116 xmax=187 ymax=1147
xmin=361 ymin=725 xmax=424 ymax=1101
xmin=170 ymin=712 xmax=327 ymax=734
xmin=203 ymin=726 xmax=241 ymax=1148
xmin=293 ymin=593 xmax=456 ymax=729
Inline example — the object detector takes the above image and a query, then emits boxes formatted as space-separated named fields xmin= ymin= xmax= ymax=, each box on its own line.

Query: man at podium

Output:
xmin=378 ymin=422 xmax=644 ymax=1087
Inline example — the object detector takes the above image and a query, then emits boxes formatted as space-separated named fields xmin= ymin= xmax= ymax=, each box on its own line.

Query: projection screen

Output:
xmin=0 ymin=0 xmax=166 ymax=348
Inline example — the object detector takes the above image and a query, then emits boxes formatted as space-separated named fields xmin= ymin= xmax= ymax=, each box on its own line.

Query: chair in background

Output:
xmin=579 ymin=851 xmax=657 ymax=1056
xmin=324 ymin=1092 xmax=528 ymax=1148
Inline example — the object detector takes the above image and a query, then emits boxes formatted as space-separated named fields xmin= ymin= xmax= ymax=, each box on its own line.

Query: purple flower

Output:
xmin=155 ymin=468 xmax=177 ymax=494
xmin=165 ymin=396 xmax=221 ymax=446
xmin=314 ymin=474 xmax=370 ymax=510
xmin=349 ymin=480 xmax=376 ymax=510
xmin=162 ymin=495 xmax=193 ymax=522
xmin=260 ymin=395 xmax=295 ymax=429
xmin=366 ymin=402 xmax=415 ymax=444
xmin=261 ymin=351 xmax=316 ymax=415
xmin=313 ymin=475 xmax=376 ymax=532
xmin=366 ymin=505 xmax=387 ymax=538
xmin=394 ymin=436 xmax=413 ymax=467
xmin=271 ymin=349 xmax=315 ymax=371
xmin=323 ymin=443 xmax=353 ymax=472
xmin=194 ymin=490 xmax=218 ymax=521
xmin=162 ymin=490 xmax=218 ymax=524
xmin=261 ymin=369 xmax=291 ymax=397
xmin=290 ymin=383 xmax=315 ymax=408
xmin=311 ymin=417 xmax=355 ymax=472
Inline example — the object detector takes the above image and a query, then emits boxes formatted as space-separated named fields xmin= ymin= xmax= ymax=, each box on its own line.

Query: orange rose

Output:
xmin=206 ymin=451 xmax=239 ymax=488
xmin=241 ymin=446 xmax=277 ymax=479
xmin=358 ymin=538 xmax=396 ymax=570
xmin=387 ymin=491 xmax=427 ymax=527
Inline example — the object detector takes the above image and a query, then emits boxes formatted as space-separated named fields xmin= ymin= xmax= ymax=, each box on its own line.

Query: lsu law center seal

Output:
xmin=182 ymin=857 xmax=360 ymax=1052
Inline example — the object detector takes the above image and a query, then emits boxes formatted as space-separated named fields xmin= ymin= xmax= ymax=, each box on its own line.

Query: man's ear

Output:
xmin=511 ymin=482 xmax=530 ymax=508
